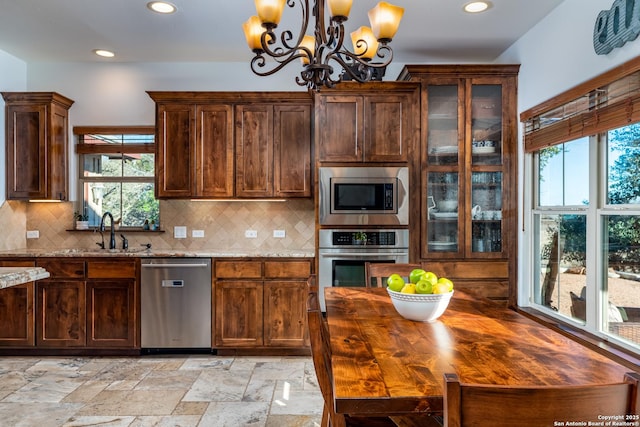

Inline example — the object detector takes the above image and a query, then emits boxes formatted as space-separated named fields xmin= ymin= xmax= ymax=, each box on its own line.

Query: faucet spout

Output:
xmin=100 ymin=212 xmax=116 ymax=250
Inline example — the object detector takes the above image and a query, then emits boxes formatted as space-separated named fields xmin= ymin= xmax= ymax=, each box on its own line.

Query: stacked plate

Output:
xmin=430 ymin=145 xmax=458 ymax=155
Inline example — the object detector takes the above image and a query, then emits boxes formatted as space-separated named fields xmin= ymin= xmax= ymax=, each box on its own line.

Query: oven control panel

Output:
xmin=332 ymin=231 xmax=395 ymax=246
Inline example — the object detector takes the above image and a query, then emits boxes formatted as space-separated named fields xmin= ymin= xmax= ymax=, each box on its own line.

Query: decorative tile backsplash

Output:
xmin=23 ymin=199 xmax=315 ymax=252
xmin=0 ymin=201 xmax=27 ymax=250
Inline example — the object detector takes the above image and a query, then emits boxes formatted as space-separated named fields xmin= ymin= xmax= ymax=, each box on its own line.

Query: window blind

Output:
xmin=521 ymin=57 xmax=640 ymax=152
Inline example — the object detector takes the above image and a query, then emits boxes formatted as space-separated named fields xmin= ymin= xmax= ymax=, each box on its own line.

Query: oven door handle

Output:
xmin=319 ymin=252 xmax=407 ymax=257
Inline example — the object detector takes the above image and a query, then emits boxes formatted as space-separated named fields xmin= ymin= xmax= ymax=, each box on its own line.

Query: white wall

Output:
xmin=496 ymin=0 xmax=640 ymax=306
xmin=498 ymin=0 xmax=640 ymax=112
xmin=0 ymin=50 xmax=27 ymax=205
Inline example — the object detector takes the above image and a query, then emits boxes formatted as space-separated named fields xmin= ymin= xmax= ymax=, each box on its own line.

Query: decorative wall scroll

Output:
xmin=593 ymin=0 xmax=640 ymax=55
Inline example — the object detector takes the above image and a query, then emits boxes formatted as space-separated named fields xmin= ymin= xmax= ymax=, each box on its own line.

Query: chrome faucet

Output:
xmin=100 ymin=211 xmax=117 ymax=250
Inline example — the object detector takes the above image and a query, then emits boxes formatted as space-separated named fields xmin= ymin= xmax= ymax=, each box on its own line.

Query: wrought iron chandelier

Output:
xmin=242 ymin=0 xmax=404 ymax=90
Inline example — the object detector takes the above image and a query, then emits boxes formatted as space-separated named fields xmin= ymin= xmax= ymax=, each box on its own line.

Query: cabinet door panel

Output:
xmin=0 ymin=283 xmax=35 ymax=346
xmin=274 ymin=104 xmax=312 ymax=197
xmin=264 ymin=281 xmax=307 ymax=347
xmin=317 ymin=95 xmax=362 ymax=162
xmin=364 ymin=95 xmax=408 ymax=162
xmin=215 ymin=281 xmax=263 ymax=347
xmin=87 ymin=281 xmax=136 ymax=347
xmin=6 ymin=105 xmax=47 ymax=198
xmin=37 ymin=281 xmax=86 ymax=347
xmin=235 ymin=105 xmax=273 ymax=197
xmin=197 ymin=104 xmax=234 ymax=197
xmin=156 ymin=103 xmax=194 ymax=197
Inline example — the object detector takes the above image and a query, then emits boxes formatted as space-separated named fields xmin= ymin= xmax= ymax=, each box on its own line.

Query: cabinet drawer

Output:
xmin=215 ymin=261 xmax=262 ymax=279
xmin=87 ymin=260 xmax=137 ymax=279
xmin=264 ymin=260 xmax=311 ymax=279
xmin=36 ymin=260 xmax=85 ymax=278
xmin=0 ymin=259 xmax=35 ymax=267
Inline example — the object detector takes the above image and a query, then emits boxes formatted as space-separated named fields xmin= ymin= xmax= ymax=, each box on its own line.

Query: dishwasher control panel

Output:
xmin=162 ymin=279 xmax=184 ymax=288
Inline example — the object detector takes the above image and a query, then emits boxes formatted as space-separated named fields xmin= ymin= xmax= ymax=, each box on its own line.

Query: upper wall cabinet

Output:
xmin=314 ymin=82 xmax=420 ymax=163
xmin=2 ymin=92 xmax=74 ymax=201
xmin=148 ymin=92 xmax=312 ymax=199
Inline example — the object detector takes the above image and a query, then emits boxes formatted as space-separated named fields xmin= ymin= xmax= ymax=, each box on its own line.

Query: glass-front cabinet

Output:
xmin=399 ymin=65 xmax=518 ymax=269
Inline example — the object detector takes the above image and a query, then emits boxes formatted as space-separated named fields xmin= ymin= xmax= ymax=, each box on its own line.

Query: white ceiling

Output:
xmin=0 ymin=0 xmax=565 ymax=64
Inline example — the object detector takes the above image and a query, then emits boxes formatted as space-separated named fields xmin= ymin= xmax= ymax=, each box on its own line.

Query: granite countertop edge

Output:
xmin=0 ymin=267 xmax=50 ymax=289
xmin=0 ymin=249 xmax=315 ymax=258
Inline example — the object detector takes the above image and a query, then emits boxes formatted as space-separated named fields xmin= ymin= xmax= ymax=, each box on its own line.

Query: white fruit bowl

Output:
xmin=387 ymin=288 xmax=454 ymax=322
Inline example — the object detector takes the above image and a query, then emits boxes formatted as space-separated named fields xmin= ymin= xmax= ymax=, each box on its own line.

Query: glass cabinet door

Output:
xmin=427 ymin=172 xmax=459 ymax=253
xmin=471 ymin=84 xmax=503 ymax=166
xmin=471 ymin=172 xmax=502 ymax=253
xmin=427 ymin=85 xmax=459 ymax=166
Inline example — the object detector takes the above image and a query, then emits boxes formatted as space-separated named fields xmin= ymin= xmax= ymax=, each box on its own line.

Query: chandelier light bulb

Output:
xmin=368 ymin=2 xmax=405 ymax=42
xmin=327 ymin=0 xmax=353 ymax=21
xmin=255 ymin=0 xmax=287 ymax=27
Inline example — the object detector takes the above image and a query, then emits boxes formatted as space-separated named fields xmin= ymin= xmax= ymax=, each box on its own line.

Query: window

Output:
xmin=74 ymin=127 xmax=159 ymax=229
xmin=523 ymin=58 xmax=640 ymax=353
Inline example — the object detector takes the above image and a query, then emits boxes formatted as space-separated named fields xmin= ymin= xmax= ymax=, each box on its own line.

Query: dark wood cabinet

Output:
xmin=37 ymin=280 xmax=86 ymax=347
xmin=28 ymin=257 xmax=138 ymax=350
xmin=86 ymin=281 xmax=136 ymax=347
xmin=215 ymin=280 xmax=264 ymax=347
xmin=0 ymin=283 xmax=35 ymax=346
xmin=235 ymin=104 xmax=274 ymax=197
xmin=314 ymin=82 xmax=420 ymax=163
xmin=86 ymin=259 xmax=137 ymax=347
xmin=214 ymin=258 xmax=312 ymax=350
xmin=149 ymin=92 xmax=312 ymax=199
xmin=2 ymin=92 xmax=74 ymax=200
xmin=197 ymin=104 xmax=234 ymax=197
xmin=155 ymin=102 xmax=194 ymax=198
xmin=399 ymin=64 xmax=520 ymax=303
xmin=274 ymin=104 xmax=312 ymax=197
xmin=0 ymin=260 xmax=36 ymax=347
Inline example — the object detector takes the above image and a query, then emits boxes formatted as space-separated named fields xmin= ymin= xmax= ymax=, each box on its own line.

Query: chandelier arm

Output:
xmin=250 ymin=52 xmax=309 ymax=77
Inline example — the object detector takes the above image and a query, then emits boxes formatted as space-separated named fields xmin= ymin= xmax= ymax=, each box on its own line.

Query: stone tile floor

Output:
xmin=0 ymin=355 xmax=323 ymax=427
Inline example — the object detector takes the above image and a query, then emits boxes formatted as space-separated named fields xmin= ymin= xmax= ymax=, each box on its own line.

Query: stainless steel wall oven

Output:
xmin=317 ymin=229 xmax=409 ymax=311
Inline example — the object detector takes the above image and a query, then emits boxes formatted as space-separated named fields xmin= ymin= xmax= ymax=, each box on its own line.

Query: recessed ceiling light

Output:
xmin=147 ymin=1 xmax=177 ymax=14
xmin=93 ymin=49 xmax=115 ymax=58
xmin=463 ymin=1 xmax=492 ymax=13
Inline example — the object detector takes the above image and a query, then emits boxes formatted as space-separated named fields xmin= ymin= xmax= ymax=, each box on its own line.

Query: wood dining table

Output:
xmin=325 ymin=287 xmax=633 ymax=416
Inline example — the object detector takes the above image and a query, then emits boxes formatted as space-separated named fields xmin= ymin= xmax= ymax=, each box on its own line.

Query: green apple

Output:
xmin=436 ymin=277 xmax=454 ymax=292
xmin=422 ymin=271 xmax=438 ymax=285
xmin=409 ymin=268 xmax=427 ymax=284
xmin=415 ymin=279 xmax=433 ymax=294
xmin=387 ymin=274 xmax=405 ymax=292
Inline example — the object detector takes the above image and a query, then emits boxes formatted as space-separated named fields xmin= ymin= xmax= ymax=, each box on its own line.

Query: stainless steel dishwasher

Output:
xmin=141 ymin=258 xmax=211 ymax=349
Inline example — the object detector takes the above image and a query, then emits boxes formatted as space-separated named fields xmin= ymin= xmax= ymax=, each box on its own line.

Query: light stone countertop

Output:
xmin=0 ymin=249 xmax=315 ymax=258
xmin=0 ymin=267 xmax=50 ymax=289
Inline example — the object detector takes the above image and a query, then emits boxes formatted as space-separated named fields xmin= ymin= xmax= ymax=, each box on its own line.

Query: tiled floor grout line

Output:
xmin=0 ymin=355 xmax=323 ymax=427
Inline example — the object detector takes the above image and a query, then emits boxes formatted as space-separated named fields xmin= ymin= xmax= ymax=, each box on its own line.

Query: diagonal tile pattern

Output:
xmin=0 ymin=355 xmax=322 ymax=427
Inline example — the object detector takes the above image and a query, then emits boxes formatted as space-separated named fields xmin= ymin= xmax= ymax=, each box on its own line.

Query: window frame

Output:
xmin=521 ymin=57 xmax=640 ymax=359
xmin=73 ymin=126 xmax=158 ymax=230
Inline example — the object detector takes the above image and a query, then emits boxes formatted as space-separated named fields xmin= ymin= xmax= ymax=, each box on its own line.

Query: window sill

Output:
xmin=515 ymin=306 xmax=640 ymax=372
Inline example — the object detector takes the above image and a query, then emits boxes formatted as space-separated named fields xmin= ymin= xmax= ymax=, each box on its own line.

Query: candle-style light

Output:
xmin=242 ymin=0 xmax=404 ymax=90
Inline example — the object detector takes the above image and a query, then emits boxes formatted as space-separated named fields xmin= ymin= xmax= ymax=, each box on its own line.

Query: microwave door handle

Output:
xmin=320 ymin=252 xmax=406 ymax=257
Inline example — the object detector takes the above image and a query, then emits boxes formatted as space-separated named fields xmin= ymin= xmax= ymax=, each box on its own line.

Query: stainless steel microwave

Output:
xmin=318 ymin=166 xmax=409 ymax=225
